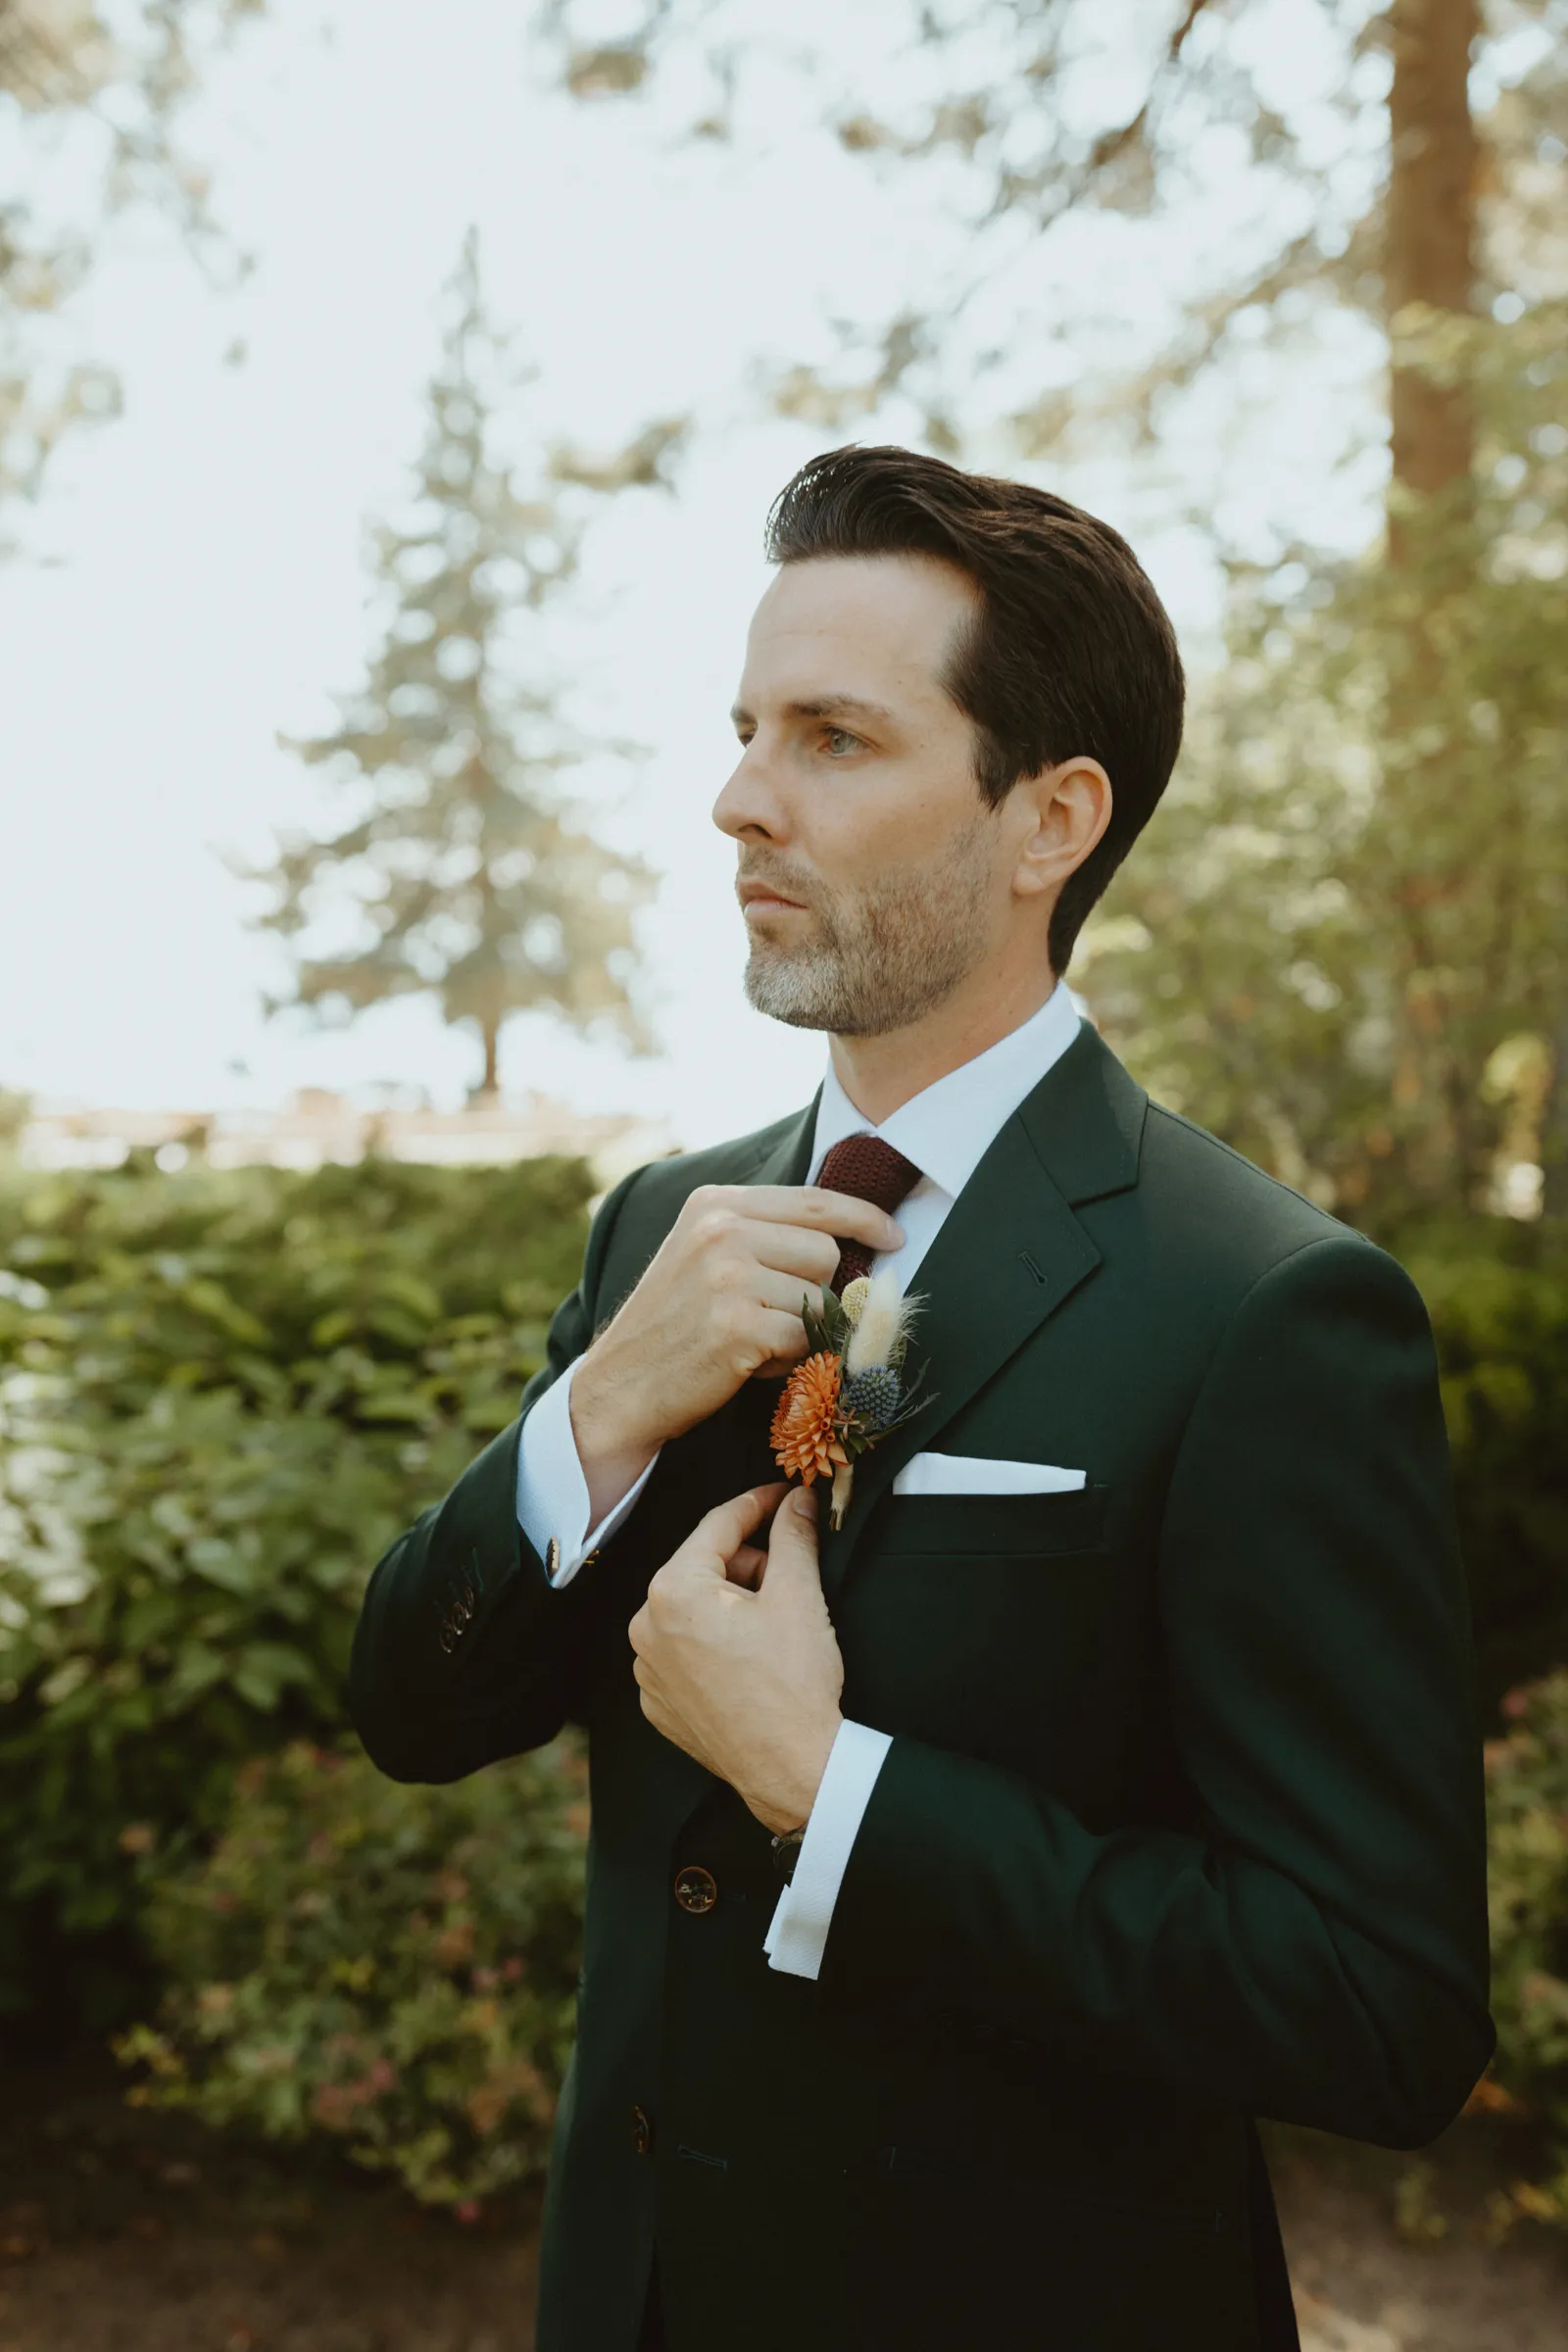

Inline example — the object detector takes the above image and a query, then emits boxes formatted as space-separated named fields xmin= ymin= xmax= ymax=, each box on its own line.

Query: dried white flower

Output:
xmin=844 ymin=1267 xmax=920 ymax=1376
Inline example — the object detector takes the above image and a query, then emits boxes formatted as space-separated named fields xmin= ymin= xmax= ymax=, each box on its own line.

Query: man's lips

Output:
xmin=738 ymin=881 xmax=807 ymax=914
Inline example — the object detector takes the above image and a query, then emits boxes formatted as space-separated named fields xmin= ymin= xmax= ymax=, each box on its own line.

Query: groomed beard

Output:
xmin=742 ymin=815 xmax=998 ymax=1036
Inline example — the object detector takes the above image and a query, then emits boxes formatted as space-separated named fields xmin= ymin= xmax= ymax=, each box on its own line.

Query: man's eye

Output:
xmin=822 ymin=727 xmax=862 ymax=756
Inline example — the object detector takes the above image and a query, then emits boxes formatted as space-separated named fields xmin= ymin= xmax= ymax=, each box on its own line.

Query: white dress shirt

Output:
xmin=516 ymin=982 xmax=1084 ymax=1978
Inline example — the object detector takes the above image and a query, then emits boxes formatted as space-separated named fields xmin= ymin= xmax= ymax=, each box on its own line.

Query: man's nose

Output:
xmin=712 ymin=740 xmax=789 ymax=844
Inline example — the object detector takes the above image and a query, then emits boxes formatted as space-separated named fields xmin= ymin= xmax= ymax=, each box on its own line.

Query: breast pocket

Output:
xmin=874 ymin=1483 xmax=1110 ymax=1558
xmin=840 ymin=1480 xmax=1132 ymax=1788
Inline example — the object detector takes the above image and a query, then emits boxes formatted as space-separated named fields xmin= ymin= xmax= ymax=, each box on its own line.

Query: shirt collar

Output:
xmin=807 ymin=983 xmax=1083 ymax=1202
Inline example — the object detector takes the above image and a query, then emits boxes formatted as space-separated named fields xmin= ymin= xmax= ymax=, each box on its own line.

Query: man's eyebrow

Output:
xmin=728 ymin=694 xmax=898 ymax=727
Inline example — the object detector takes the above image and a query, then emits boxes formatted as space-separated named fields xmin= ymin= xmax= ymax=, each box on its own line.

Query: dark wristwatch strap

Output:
xmin=770 ymin=1825 xmax=808 ymax=1882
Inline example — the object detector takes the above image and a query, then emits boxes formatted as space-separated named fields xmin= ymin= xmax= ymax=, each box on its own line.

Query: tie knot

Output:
xmin=814 ymin=1133 xmax=922 ymax=1295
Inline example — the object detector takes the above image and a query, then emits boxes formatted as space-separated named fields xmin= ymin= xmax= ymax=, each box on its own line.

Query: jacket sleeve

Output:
xmin=818 ymin=1233 xmax=1495 ymax=2148
xmin=347 ymin=1162 xmax=645 ymax=1784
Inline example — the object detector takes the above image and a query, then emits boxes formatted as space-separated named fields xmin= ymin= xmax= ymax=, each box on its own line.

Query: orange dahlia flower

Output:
xmin=770 ymin=1350 xmax=849 ymax=1488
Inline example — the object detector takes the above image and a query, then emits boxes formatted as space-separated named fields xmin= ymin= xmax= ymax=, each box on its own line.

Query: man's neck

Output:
xmin=827 ymin=968 xmax=1059 ymax=1128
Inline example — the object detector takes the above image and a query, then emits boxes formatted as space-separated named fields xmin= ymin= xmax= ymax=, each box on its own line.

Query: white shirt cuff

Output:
xmin=514 ymin=1359 xmax=658 ymax=1588
xmin=762 ymin=1718 xmax=893 ymax=1980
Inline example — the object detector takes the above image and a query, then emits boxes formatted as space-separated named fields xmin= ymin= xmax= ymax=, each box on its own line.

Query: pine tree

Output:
xmin=252 ymin=230 xmax=658 ymax=1100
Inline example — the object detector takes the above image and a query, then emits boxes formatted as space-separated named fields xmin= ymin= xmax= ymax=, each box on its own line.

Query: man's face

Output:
xmin=713 ymin=553 xmax=1015 ymax=1035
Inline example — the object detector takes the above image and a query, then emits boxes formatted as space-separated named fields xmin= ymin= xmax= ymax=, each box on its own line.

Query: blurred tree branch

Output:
xmin=0 ymin=0 xmax=265 ymax=545
xmin=545 ymin=0 xmax=1568 ymax=1227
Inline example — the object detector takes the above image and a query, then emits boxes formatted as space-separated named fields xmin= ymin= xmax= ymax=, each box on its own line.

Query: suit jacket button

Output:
xmin=631 ymin=2104 xmax=653 ymax=2156
xmin=673 ymin=1865 xmax=717 ymax=1915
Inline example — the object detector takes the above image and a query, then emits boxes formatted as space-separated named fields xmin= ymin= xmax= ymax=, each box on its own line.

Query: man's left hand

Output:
xmin=628 ymin=1483 xmax=843 ymax=1836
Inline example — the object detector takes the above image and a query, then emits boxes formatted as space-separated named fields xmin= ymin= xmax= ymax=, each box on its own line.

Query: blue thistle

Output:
xmin=844 ymin=1364 xmax=902 ymax=1433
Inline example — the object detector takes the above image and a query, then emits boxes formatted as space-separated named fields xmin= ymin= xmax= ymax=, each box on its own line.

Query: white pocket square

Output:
xmin=892 ymin=1452 xmax=1088 ymax=1497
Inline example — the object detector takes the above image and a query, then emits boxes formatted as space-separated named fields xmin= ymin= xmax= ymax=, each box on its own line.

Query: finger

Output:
xmin=755 ymin=1266 xmax=825 ymax=1320
xmin=801 ymin=1187 xmax=908 ymax=1252
xmin=763 ymin=1482 xmax=822 ymax=1580
xmin=745 ymin=1307 xmax=813 ymax=1368
xmin=679 ymin=1483 xmax=788 ymax=1575
xmin=742 ymin=1220 xmax=842 ymax=1284
xmin=730 ymin=1186 xmax=906 ymax=1255
xmin=724 ymin=1543 xmax=768 ymax=1590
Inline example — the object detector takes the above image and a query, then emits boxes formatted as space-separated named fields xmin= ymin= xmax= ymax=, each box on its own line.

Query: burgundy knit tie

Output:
xmin=815 ymin=1133 xmax=922 ymax=1294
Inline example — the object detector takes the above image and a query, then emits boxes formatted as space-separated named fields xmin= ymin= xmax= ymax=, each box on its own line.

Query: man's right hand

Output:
xmin=567 ymin=1184 xmax=904 ymax=1526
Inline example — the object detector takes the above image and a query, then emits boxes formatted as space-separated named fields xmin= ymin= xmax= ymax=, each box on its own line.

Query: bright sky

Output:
xmin=1 ymin=0 xmax=1388 ymax=1149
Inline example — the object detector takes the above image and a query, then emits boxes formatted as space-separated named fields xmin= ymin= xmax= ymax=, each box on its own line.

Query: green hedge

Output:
xmin=1405 ymin=1232 xmax=1568 ymax=1726
xmin=0 ymin=1152 xmax=594 ymax=2027
xmin=9 ymin=1156 xmax=1568 ymax=2201
xmin=1474 ymin=1669 xmax=1568 ymax=2229
xmin=133 ymin=1688 xmax=1568 ymax=2218
xmin=116 ymin=1736 xmax=588 ymax=2208
xmin=112 ymin=1657 xmax=1568 ymax=2222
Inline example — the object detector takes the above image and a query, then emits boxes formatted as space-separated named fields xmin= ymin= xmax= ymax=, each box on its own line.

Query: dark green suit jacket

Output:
xmin=348 ymin=1025 xmax=1494 ymax=2352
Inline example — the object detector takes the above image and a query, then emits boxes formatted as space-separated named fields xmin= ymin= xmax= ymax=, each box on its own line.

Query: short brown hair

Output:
xmin=763 ymin=444 xmax=1185 ymax=971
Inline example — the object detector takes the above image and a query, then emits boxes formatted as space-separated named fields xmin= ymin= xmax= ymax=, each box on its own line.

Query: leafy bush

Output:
xmin=1469 ymin=1670 xmax=1568 ymax=2230
xmin=116 ymin=1737 xmax=588 ymax=2207
xmin=0 ymin=1153 xmax=594 ymax=2025
xmin=3 ymin=1138 xmax=1568 ymax=2238
xmin=1410 ymin=1233 xmax=1568 ymax=1726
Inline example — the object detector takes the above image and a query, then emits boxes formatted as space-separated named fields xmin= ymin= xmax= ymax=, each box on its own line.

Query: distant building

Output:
xmin=19 ymin=1090 xmax=678 ymax=1188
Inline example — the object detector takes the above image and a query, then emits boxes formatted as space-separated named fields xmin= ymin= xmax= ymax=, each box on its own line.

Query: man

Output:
xmin=348 ymin=445 xmax=1494 ymax=2352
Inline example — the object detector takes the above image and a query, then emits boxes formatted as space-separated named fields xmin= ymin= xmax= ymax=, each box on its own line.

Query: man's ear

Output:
xmin=1011 ymin=757 xmax=1112 ymax=903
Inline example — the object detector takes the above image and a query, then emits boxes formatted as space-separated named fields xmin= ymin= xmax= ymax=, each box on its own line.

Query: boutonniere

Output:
xmin=769 ymin=1270 xmax=934 ymax=1530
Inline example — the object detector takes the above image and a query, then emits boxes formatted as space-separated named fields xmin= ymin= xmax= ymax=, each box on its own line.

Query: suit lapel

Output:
xmin=745 ymin=1091 xmax=820 ymax=1190
xmin=819 ymin=1024 xmax=1148 ymax=1601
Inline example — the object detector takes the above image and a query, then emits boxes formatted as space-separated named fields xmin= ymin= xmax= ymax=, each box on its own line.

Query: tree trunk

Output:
xmin=481 ymin=1019 xmax=500 ymax=1099
xmin=1387 ymin=0 xmax=1478 ymax=524
xmin=1542 ymin=1011 xmax=1568 ymax=1221
xmin=1381 ymin=0 xmax=1481 ymax=1215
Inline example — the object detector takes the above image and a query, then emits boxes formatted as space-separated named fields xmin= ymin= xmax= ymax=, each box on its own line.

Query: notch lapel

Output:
xmin=743 ymin=1092 xmax=820 ymax=1193
xmin=819 ymin=1025 xmax=1147 ymax=1602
